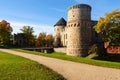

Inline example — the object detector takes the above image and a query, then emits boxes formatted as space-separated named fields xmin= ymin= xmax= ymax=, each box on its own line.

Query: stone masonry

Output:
xmin=54 ymin=4 xmax=98 ymax=57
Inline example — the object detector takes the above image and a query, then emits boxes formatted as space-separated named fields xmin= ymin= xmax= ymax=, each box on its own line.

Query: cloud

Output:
xmin=8 ymin=21 xmax=54 ymax=36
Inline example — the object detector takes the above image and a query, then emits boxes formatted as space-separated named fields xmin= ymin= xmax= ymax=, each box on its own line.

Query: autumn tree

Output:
xmin=36 ymin=32 xmax=53 ymax=47
xmin=20 ymin=26 xmax=35 ymax=47
xmin=94 ymin=9 xmax=120 ymax=45
xmin=94 ymin=9 xmax=120 ymax=33
xmin=36 ymin=32 xmax=46 ymax=47
xmin=0 ymin=20 xmax=12 ymax=47
xmin=45 ymin=34 xmax=53 ymax=47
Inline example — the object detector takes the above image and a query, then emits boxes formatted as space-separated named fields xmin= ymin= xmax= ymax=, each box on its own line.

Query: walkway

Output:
xmin=0 ymin=49 xmax=120 ymax=80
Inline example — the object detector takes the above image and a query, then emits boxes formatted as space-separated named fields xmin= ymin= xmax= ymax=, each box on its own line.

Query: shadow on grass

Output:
xmin=92 ymin=54 xmax=120 ymax=62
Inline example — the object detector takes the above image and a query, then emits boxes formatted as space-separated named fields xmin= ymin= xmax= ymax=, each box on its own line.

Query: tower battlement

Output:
xmin=68 ymin=4 xmax=91 ymax=11
xmin=67 ymin=4 xmax=91 ymax=22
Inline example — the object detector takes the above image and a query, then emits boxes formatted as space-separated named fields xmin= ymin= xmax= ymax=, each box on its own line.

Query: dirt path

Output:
xmin=0 ymin=49 xmax=120 ymax=80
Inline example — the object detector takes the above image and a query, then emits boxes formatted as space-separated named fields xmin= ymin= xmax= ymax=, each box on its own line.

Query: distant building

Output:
xmin=104 ymin=42 xmax=120 ymax=54
xmin=54 ymin=4 xmax=102 ymax=57
xmin=13 ymin=33 xmax=28 ymax=47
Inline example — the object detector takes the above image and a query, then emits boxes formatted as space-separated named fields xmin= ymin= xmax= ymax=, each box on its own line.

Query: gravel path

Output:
xmin=0 ymin=49 xmax=120 ymax=80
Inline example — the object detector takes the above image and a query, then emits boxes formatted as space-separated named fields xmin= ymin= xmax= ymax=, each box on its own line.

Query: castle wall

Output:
xmin=54 ymin=47 xmax=67 ymax=53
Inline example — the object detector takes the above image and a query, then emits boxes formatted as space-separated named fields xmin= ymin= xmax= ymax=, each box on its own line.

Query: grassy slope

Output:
xmin=0 ymin=51 xmax=65 ymax=80
xmin=13 ymin=49 xmax=120 ymax=69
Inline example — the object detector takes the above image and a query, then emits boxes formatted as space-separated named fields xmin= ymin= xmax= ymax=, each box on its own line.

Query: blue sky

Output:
xmin=0 ymin=0 xmax=120 ymax=35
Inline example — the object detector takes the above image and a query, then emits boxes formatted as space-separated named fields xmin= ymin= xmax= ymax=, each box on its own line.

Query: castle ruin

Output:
xmin=54 ymin=4 xmax=99 ymax=57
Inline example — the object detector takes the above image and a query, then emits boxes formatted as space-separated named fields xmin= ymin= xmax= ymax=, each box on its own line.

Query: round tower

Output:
xmin=54 ymin=18 xmax=66 ymax=47
xmin=67 ymin=4 xmax=92 ymax=57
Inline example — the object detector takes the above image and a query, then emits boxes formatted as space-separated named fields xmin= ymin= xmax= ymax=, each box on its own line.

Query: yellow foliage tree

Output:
xmin=94 ymin=9 xmax=120 ymax=33
xmin=94 ymin=9 xmax=120 ymax=45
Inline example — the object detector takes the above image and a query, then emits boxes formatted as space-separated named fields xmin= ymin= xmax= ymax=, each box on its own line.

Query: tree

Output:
xmin=20 ymin=26 xmax=35 ymax=47
xmin=20 ymin=26 xmax=34 ymax=35
xmin=0 ymin=20 xmax=12 ymax=47
xmin=36 ymin=32 xmax=46 ymax=47
xmin=103 ymin=26 xmax=120 ymax=45
xmin=45 ymin=34 xmax=53 ymax=47
xmin=94 ymin=9 xmax=120 ymax=33
xmin=94 ymin=9 xmax=120 ymax=45
xmin=36 ymin=32 xmax=54 ymax=47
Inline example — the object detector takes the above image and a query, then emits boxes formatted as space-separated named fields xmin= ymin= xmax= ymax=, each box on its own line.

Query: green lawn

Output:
xmin=0 ymin=51 xmax=65 ymax=80
xmin=13 ymin=49 xmax=120 ymax=69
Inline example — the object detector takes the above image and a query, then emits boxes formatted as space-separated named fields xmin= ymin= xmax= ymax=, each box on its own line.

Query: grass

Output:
xmin=86 ymin=53 xmax=98 ymax=59
xmin=12 ymin=49 xmax=120 ymax=69
xmin=0 ymin=51 xmax=66 ymax=80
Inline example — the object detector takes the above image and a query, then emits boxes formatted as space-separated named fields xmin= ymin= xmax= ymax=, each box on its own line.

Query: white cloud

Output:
xmin=8 ymin=21 xmax=54 ymax=36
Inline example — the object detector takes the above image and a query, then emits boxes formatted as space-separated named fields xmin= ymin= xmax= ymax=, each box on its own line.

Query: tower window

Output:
xmin=74 ymin=24 xmax=76 ymax=27
xmin=77 ymin=23 xmax=80 ymax=27
xmin=69 ymin=25 xmax=70 ymax=27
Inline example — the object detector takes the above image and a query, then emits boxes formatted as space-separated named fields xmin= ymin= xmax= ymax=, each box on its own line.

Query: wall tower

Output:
xmin=67 ymin=4 xmax=92 ymax=56
xmin=54 ymin=18 xmax=66 ymax=47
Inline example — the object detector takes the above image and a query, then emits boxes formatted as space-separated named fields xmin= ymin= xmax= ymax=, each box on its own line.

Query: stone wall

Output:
xmin=54 ymin=47 xmax=67 ymax=53
xmin=67 ymin=4 xmax=92 ymax=57
xmin=53 ymin=4 xmax=99 ymax=57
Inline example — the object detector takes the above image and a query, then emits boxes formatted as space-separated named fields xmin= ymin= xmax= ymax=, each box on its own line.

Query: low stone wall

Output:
xmin=54 ymin=47 xmax=66 ymax=53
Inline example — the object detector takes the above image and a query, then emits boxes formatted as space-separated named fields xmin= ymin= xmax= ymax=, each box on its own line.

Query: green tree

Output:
xmin=0 ymin=20 xmax=12 ymax=47
xmin=20 ymin=26 xmax=35 ymax=47
xmin=94 ymin=9 xmax=120 ymax=45
xmin=103 ymin=26 xmax=120 ymax=45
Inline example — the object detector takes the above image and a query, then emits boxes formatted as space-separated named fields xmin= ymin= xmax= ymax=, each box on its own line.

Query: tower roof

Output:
xmin=54 ymin=18 xmax=66 ymax=26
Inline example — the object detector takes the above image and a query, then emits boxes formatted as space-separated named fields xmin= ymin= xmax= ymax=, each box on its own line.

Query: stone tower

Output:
xmin=54 ymin=18 xmax=66 ymax=47
xmin=67 ymin=4 xmax=92 ymax=57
